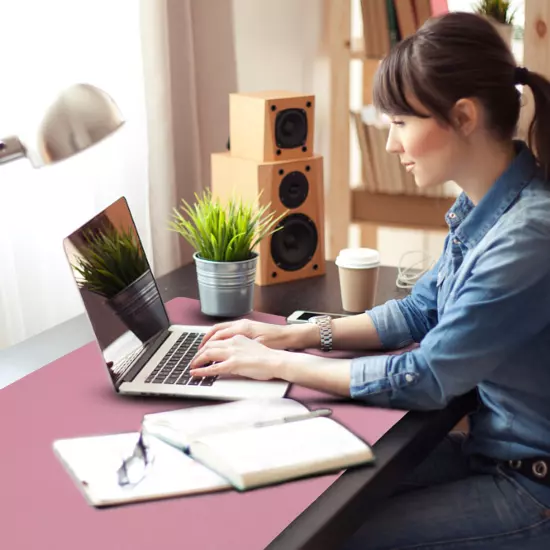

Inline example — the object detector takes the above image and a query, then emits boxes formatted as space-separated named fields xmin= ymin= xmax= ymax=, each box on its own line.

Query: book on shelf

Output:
xmin=142 ymin=397 xmax=375 ymax=491
xmin=360 ymin=1 xmax=449 ymax=56
xmin=53 ymin=398 xmax=375 ymax=506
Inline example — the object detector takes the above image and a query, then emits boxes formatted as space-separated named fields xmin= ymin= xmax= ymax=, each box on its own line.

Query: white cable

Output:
xmin=396 ymin=250 xmax=435 ymax=289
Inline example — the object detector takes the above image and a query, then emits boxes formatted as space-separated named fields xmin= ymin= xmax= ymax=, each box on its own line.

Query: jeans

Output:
xmin=341 ymin=433 xmax=550 ymax=549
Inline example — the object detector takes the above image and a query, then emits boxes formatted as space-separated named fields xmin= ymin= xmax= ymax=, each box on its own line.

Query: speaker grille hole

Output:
xmin=270 ymin=213 xmax=318 ymax=272
xmin=275 ymin=108 xmax=308 ymax=149
xmin=279 ymin=171 xmax=309 ymax=209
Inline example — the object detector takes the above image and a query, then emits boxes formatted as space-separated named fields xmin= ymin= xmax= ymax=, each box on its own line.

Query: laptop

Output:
xmin=63 ymin=196 xmax=289 ymax=401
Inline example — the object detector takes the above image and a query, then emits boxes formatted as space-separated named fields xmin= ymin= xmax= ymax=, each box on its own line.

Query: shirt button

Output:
xmin=453 ymin=238 xmax=461 ymax=245
xmin=448 ymin=213 xmax=457 ymax=219
xmin=405 ymin=374 xmax=414 ymax=383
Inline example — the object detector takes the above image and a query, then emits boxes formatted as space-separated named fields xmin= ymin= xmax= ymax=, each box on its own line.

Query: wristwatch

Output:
xmin=308 ymin=315 xmax=333 ymax=352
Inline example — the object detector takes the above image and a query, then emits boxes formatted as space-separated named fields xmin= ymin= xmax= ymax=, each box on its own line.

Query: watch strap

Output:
xmin=309 ymin=315 xmax=333 ymax=352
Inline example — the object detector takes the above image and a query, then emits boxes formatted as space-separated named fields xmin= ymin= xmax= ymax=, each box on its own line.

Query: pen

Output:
xmin=253 ymin=408 xmax=333 ymax=428
xmin=143 ymin=408 xmax=334 ymax=441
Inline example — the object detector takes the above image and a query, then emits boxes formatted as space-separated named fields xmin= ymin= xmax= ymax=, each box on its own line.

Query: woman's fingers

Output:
xmin=207 ymin=327 xmax=244 ymax=344
xmin=190 ymin=343 xmax=231 ymax=370
xmin=198 ymin=322 xmax=233 ymax=349
xmin=189 ymin=349 xmax=230 ymax=376
xmin=190 ymin=361 xmax=227 ymax=377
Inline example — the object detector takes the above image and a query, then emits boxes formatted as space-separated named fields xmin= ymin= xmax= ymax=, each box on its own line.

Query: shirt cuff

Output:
xmin=350 ymin=354 xmax=419 ymax=407
xmin=367 ymin=299 xmax=414 ymax=350
xmin=350 ymin=354 xmax=392 ymax=407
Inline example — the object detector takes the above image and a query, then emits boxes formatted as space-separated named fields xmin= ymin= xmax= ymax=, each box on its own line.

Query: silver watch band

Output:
xmin=309 ymin=315 xmax=333 ymax=352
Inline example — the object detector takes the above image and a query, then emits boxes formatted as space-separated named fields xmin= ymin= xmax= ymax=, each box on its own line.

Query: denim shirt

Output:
xmin=350 ymin=141 xmax=550 ymax=460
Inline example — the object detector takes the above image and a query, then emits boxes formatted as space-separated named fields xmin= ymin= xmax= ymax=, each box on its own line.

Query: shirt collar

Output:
xmin=446 ymin=141 xmax=538 ymax=248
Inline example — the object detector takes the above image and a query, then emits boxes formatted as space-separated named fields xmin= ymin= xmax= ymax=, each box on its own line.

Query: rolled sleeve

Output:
xmin=350 ymin=353 xmax=419 ymax=408
xmin=367 ymin=254 xmax=443 ymax=348
xmin=367 ymin=300 xmax=414 ymax=349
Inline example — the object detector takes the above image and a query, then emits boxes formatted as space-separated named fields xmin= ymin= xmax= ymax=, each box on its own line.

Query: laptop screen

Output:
xmin=63 ymin=196 xmax=170 ymax=382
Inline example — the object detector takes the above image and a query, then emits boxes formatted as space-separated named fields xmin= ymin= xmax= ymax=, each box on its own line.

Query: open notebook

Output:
xmin=144 ymin=398 xmax=375 ymax=491
xmin=54 ymin=398 xmax=375 ymax=505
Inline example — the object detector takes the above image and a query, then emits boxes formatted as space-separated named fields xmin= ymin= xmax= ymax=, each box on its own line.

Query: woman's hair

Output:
xmin=373 ymin=12 xmax=550 ymax=178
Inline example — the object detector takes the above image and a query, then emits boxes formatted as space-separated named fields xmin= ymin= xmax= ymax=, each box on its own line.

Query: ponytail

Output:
xmin=523 ymin=70 xmax=550 ymax=180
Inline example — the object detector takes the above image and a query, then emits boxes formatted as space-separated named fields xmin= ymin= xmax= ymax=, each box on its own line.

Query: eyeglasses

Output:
xmin=117 ymin=431 xmax=155 ymax=488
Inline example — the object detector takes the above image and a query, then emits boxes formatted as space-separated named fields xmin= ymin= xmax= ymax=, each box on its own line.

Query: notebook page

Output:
xmin=190 ymin=417 xmax=374 ymax=490
xmin=143 ymin=397 xmax=308 ymax=449
xmin=53 ymin=432 xmax=230 ymax=507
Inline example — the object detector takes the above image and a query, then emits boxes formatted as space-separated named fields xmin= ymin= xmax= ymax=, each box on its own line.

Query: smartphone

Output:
xmin=286 ymin=310 xmax=350 ymax=324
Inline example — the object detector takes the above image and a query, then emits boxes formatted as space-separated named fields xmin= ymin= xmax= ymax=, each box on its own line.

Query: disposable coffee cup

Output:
xmin=335 ymin=248 xmax=380 ymax=312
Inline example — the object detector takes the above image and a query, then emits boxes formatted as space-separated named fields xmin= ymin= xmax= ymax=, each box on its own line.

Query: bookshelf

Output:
xmin=323 ymin=0 xmax=549 ymax=259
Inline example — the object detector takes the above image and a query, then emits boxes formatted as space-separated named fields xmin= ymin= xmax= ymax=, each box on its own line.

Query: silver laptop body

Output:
xmin=63 ymin=196 xmax=288 ymax=401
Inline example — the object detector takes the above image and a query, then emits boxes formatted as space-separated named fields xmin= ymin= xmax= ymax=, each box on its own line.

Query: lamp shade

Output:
xmin=0 ymin=83 xmax=124 ymax=168
xmin=35 ymin=83 xmax=125 ymax=166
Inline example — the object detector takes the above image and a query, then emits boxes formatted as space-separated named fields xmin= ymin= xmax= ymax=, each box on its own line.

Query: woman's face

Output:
xmin=385 ymin=104 xmax=462 ymax=190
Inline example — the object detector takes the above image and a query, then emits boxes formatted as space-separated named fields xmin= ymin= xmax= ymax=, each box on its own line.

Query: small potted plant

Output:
xmin=474 ymin=0 xmax=516 ymax=47
xmin=169 ymin=189 xmax=285 ymax=317
xmin=72 ymin=225 xmax=167 ymax=342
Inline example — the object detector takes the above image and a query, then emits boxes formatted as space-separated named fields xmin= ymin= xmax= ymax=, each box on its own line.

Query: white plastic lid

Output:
xmin=335 ymin=247 xmax=380 ymax=269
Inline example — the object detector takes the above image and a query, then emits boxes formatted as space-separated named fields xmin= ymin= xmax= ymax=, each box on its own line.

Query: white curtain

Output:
xmin=0 ymin=0 xmax=151 ymax=348
xmin=142 ymin=0 xmax=238 ymax=277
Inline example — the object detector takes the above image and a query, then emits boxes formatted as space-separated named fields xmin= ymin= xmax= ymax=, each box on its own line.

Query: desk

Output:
xmin=0 ymin=262 xmax=474 ymax=549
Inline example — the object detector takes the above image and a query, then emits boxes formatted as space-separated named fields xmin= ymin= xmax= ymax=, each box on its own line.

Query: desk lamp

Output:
xmin=0 ymin=83 xmax=124 ymax=168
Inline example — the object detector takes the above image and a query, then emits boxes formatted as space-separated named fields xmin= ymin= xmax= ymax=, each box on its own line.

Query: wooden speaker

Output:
xmin=229 ymin=90 xmax=315 ymax=163
xmin=211 ymin=152 xmax=325 ymax=286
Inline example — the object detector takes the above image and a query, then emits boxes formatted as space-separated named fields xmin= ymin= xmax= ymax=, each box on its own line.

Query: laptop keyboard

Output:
xmin=145 ymin=332 xmax=217 ymax=387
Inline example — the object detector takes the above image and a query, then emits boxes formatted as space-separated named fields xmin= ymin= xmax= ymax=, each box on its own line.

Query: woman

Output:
xmin=190 ymin=12 xmax=550 ymax=548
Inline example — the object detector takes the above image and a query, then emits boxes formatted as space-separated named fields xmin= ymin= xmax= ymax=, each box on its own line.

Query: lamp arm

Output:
xmin=0 ymin=136 xmax=26 ymax=165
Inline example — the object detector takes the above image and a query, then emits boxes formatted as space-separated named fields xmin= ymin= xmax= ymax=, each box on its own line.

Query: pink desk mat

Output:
xmin=1 ymin=297 xmax=405 ymax=550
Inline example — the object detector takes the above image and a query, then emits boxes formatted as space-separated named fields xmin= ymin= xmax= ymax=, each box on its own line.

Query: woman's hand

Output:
xmin=198 ymin=319 xmax=306 ymax=351
xmin=190 ymin=334 xmax=289 ymax=381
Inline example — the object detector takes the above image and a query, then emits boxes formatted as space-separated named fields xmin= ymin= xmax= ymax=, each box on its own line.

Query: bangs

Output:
xmin=373 ymin=38 xmax=430 ymax=118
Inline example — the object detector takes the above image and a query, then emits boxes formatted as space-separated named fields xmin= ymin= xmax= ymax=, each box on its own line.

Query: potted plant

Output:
xmin=72 ymin=225 xmax=167 ymax=342
xmin=169 ymin=189 xmax=285 ymax=317
xmin=474 ymin=0 xmax=516 ymax=48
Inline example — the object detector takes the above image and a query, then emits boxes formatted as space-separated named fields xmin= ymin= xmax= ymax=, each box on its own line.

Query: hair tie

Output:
xmin=514 ymin=66 xmax=529 ymax=85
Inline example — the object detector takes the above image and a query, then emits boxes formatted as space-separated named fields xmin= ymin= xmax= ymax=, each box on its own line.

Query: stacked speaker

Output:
xmin=211 ymin=90 xmax=326 ymax=286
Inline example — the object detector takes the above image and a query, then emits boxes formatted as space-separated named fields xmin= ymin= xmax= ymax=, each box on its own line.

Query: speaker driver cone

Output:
xmin=270 ymin=213 xmax=318 ymax=271
xmin=279 ymin=171 xmax=309 ymax=209
xmin=275 ymin=108 xmax=308 ymax=149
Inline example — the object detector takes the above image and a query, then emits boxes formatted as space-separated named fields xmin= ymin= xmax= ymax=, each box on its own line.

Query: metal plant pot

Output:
xmin=194 ymin=252 xmax=258 ymax=317
xmin=107 ymin=269 xmax=168 ymax=342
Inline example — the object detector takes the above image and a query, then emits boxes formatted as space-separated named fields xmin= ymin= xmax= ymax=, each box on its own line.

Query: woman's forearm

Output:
xmin=286 ymin=312 xmax=383 ymax=351
xmin=277 ymin=352 xmax=352 ymax=397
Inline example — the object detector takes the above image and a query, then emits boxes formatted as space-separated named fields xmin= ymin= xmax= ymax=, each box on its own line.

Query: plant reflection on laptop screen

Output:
xmin=63 ymin=198 xmax=171 ymax=383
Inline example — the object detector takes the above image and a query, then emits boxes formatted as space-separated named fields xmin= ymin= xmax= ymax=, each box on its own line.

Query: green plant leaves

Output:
xmin=168 ymin=189 xmax=287 ymax=262
xmin=71 ymin=225 xmax=148 ymax=299
xmin=474 ymin=0 xmax=515 ymax=25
